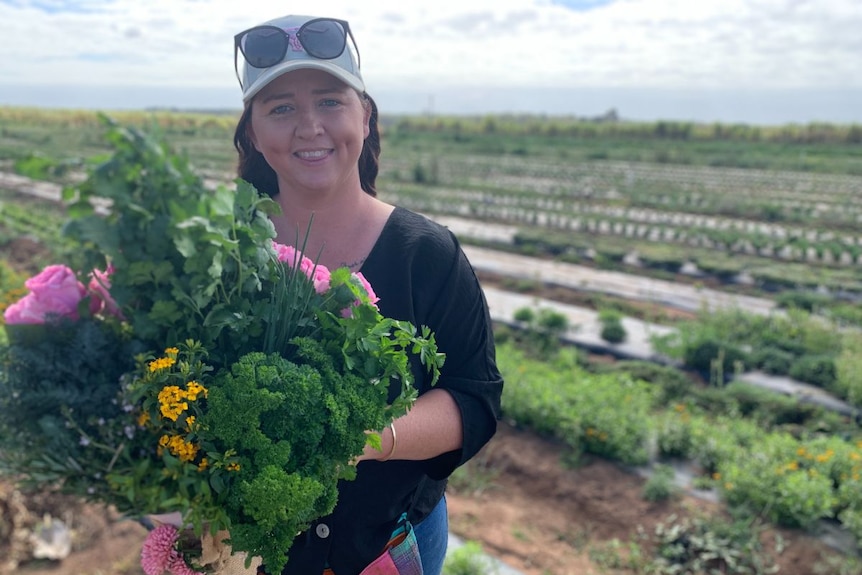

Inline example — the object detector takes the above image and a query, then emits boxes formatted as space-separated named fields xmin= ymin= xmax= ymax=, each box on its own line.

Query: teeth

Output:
xmin=297 ymin=150 xmax=328 ymax=159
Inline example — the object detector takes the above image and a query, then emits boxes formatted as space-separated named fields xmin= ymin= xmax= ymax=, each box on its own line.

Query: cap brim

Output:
xmin=242 ymin=60 xmax=366 ymax=102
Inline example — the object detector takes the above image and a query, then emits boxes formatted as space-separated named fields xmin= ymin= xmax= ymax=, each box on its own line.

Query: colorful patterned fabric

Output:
xmin=323 ymin=514 xmax=423 ymax=575
xmin=357 ymin=517 xmax=422 ymax=575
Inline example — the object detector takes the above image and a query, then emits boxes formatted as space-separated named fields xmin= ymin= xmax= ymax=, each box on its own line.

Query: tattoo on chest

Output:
xmin=341 ymin=257 xmax=367 ymax=270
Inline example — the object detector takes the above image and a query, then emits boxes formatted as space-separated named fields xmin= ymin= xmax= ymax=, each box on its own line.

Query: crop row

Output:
xmin=381 ymin=155 xmax=862 ymax=231
xmin=0 ymin=196 xmax=65 ymax=242
xmin=386 ymin=186 xmax=862 ymax=268
xmin=498 ymin=335 xmax=862 ymax=555
xmin=383 ymin=154 xmax=862 ymax=202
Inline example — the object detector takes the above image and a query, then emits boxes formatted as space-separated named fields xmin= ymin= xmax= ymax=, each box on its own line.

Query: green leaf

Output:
xmin=149 ymin=300 xmax=181 ymax=324
xmin=174 ymin=234 xmax=198 ymax=258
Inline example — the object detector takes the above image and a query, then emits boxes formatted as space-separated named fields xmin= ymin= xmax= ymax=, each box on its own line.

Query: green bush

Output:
xmin=788 ymin=354 xmax=837 ymax=389
xmin=683 ymin=339 xmax=748 ymax=380
xmin=835 ymin=333 xmax=862 ymax=406
xmin=509 ymin=306 xmax=570 ymax=359
xmin=759 ymin=331 xmax=808 ymax=357
xmin=722 ymin=381 xmax=817 ymax=427
xmin=13 ymin=152 xmax=58 ymax=180
xmin=643 ymin=464 xmax=678 ymax=502
xmin=689 ymin=416 xmax=758 ymax=476
xmin=655 ymin=406 xmax=699 ymax=459
xmin=513 ymin=307 xmax=534 ymax=323
xmin=718 ymin=432 xmax=836 ymax=529
xmin=443 ymin=541 xmax=497 ymax=575
xmin=538 ymin=308 xmax=569 ymax=333
xmin=776 ymin=290 xmax=831 ymax=312
xmin=592 ymin=360 xmax=693 ymax=403
xmin=829 ymin=303 xmax=862 ymax=329
xmin=497 ymin=343 xmax=655 ymax=466
xmin=749 ymin=346 xmax=794 ymax=375
xmin=687 ymin=385 xmax=742 ymax=417
xmin=598 ymin=309 xmax=627 ymax=344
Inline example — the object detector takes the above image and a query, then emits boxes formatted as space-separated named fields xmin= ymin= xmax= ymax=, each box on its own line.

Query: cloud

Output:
xmin=0 ymin=0 xmax=860 ymax=119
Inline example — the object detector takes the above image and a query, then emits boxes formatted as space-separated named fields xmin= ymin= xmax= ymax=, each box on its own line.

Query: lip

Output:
xmin=294 ymin=149 xmax=333 ymax=162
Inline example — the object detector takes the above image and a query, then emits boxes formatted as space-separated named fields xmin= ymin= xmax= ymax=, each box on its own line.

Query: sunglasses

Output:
xmin=234 ymin=17 xmax=360 ymax=88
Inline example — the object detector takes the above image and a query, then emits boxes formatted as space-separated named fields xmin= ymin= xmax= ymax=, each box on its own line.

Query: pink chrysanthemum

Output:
xmin=168 ymin=554 xmax=202 ymax=575
xmin=141 ymin=524 xmax=179 ymax=575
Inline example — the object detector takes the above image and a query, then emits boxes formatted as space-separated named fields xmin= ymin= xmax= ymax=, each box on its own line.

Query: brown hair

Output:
xmin=233 ymin=93 xmax=380 ymax=198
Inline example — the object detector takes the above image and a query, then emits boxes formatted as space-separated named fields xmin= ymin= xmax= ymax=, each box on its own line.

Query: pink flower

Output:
xmin=88 ymin=267 xmax=123 ymax=319
xmin=272 ymin=241 xmax=330 ymax=294
xmin=310 ymin=264 xmax=331 ymax=294
xmin=353 ymin=272 xmax=379 ymax=307
xmin=141 ymin=524 xmax=179 ymax=575
xmin=272 ymin=241 xmax=300 ymax=266
xmin=340 ymin=273 xmax=380 ymax=318
xmin=3 ymin=264 xmax=86 ymax=325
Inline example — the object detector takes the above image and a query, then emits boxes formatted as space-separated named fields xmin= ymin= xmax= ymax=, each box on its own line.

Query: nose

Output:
xmin=295 ymin=108 xmax=324 ymax=139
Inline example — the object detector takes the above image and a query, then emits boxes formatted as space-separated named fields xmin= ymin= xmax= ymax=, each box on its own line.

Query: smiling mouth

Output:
xmin=295 ymin=150 xmax=331 ymax=160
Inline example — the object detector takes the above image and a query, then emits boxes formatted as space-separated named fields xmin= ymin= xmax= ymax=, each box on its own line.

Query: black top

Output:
xmin=279 ymin=207 xmax=503 ymax=575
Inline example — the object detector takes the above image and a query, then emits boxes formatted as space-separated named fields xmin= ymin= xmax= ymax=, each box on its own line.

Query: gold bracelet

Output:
xmin=379 ymin=423 xmax=397 ymax=462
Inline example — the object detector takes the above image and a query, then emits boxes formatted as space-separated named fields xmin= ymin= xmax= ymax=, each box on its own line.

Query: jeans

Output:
xmin=412 ymin=496 xmax=448 ymax=575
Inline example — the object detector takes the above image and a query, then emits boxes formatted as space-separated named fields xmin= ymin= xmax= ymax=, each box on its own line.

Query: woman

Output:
xmin=232 ymin=14 xmax=503 ymax=575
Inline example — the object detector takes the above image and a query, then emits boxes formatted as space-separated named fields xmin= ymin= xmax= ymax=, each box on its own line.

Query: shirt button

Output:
xmin=315 ymin=523 xmax=331 ymax=539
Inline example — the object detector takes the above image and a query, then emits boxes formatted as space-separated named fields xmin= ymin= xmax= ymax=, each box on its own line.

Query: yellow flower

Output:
xmin=815 ymin=450 xmax=834 ymax=463
xmin=197 ymin=458 xmax=209 ymax=472
xmin=186 ymin=415 xmax=196 ymax=429
xmin=137 ymin=411 xmax=150 ymax=427
xmin=148 ymin=356 xmax=177 ymax=372
xmin=165 ymin=347 xmax=180 ymax=357
xmin=226 ymin=462 xmax=241 ymax=472
xmin=186 ymin=381 xmax=208 ymax=401
xmin=164 ymin=435 xmax=199 ymax=462
xmin=158 ymin=385 xmax=188 ymax=421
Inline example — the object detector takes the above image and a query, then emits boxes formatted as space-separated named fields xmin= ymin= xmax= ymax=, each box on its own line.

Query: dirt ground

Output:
xmin=1 ymin=421 xmax=847 ymax=575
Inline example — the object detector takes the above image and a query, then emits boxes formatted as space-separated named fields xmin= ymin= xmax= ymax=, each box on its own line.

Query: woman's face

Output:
xmin=248 ymin=68 xmax=370 ymax=200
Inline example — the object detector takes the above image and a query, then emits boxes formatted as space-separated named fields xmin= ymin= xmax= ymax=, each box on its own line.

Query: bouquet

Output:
xmin=0 ymin=117 xmax=444 ymax=574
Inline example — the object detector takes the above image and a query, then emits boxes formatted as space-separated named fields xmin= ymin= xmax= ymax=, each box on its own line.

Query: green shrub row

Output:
xmin=497 ymin=343 xmax=655 ymax=466
xmin=651 ymin=308 xmax=862 ymax=403
xmin=496 ymin=340 xmax=862 ymax=548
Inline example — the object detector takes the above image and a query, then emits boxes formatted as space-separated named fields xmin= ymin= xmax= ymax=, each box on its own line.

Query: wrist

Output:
xmin=379 ymin=422 xmax=397 ymax=462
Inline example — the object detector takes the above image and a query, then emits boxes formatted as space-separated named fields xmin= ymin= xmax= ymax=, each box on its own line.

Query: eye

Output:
xmin=269 ymin=104 xmax=293 ymax=115
xmin=320 ymin=98 xmax=341 ymax=108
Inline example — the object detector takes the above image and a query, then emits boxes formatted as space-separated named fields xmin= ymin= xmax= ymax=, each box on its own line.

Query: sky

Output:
xmin=1 ymin=0 xmax=861 ymax=125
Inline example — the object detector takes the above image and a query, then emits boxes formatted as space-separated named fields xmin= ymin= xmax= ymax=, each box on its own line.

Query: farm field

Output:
xmin=2 ymin=107 xmax=862 ymax=574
